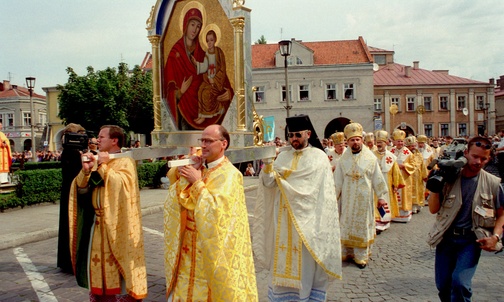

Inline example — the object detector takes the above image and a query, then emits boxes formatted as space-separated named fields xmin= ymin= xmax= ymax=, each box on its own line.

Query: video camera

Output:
xmin=63 ymin=132 xmax=89 ymax=151
xmin=426 ymin=139 xmax=467 ymax=193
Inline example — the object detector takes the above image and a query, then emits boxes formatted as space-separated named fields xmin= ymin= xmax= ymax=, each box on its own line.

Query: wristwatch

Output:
xmin=493 ymin=233 xmax=502 ymax=242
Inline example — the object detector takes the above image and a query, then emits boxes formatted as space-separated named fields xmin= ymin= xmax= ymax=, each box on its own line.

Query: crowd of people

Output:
xmin=251 ymin=118 xmax=504 ymax=301
xmin=46 ymin=117 xmax=504 ymax=302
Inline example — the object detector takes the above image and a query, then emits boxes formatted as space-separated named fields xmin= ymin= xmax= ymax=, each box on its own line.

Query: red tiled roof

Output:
xmin=0 ymin=84 xmax=45 ymax=99
xmin=368 ymin=46 xmax=393 ymax=53
xmin=252 ymin=37 xmax=372 ymax=69
xmin=373 ymin=63 xmax=488 ymax=86
xmin=140 ymin=52 xmax=152 ymax=71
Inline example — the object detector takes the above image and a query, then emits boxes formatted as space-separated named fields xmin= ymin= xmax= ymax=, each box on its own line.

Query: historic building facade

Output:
xmin=493 ymin=75 xmax=504 ymax=132
xmin=371 ymin=47 xmax=496 ymax=137
xmin=251 ymin=37 xmax=375 ymax=139
xmin=0 ymin=80 xmax=47 ymax=152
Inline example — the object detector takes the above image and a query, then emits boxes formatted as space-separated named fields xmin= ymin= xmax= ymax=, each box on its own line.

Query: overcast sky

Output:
xmin=2 ymin=0 xmax=503 ymax=95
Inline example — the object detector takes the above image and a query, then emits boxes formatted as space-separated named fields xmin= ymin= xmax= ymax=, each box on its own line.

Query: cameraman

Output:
xmin=57 ymin=123 xmax=86 ymax=273
xmin=427 ymin=136 xmax=504 ymax=302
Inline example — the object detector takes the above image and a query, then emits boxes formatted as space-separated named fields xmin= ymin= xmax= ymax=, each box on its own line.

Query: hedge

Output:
xmin=0 ymin=161 xmax=169 ymax=212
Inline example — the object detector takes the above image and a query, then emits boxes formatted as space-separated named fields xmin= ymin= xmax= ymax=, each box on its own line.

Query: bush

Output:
xmin=12 ymin=161 xmax=62 ymax=170
xmin=0 ymin=192 xmax=22 ymax=212
xmin=15 ymin=169 xmax=62 ymax=207
xmin=137 ymin=161 xmax=168 ymax=188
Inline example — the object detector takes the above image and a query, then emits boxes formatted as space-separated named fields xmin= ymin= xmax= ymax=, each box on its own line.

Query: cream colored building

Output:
xmin=0 ymin=80 xmax=47 ymax=153
xmin=252 ymin=37 xmax=375 ymax=139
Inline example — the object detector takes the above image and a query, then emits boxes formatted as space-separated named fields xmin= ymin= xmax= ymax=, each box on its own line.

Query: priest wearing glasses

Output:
xmin=254 ymin=114 xmax=342 ymax=301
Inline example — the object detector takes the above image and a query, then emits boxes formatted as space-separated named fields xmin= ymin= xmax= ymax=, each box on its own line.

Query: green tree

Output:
xmin=255 ymin=35 xmax=267 ymax=44
xmin=57 ymin=63 xmax=153 ymax=136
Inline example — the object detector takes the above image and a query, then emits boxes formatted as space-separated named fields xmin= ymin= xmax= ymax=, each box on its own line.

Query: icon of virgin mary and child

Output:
xmin=163 ymin=7 xmax=233 ymax=130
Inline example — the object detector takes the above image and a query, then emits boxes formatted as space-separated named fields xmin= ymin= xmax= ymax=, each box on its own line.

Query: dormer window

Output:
xmin=287 ymin=56 xmax=303 ymax=66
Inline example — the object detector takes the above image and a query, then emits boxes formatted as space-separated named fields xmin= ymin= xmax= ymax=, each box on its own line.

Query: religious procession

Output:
xmin=250 ymin=114 xmax=504 ymax=302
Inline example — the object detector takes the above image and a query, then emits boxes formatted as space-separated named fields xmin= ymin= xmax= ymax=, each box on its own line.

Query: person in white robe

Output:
xmin=390 ymin=129 xmax=415 ymax=222
xmin=334 ymin=123 xmax=388 ymax=269
xmin=326 ymin=131 xmax=346 ymax=172
xmin=254 ymin=114 xmax=342 ymax=301
xmin=373 ymin=130 xmax=405 ymax=232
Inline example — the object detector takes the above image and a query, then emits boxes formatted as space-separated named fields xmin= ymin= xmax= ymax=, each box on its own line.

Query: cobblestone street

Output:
xmin=0 ymin=184 xmax=503 ymax=301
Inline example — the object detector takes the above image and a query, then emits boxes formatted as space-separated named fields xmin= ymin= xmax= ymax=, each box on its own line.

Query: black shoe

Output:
xmin=356 ymin=262 xmax=367 ymax=269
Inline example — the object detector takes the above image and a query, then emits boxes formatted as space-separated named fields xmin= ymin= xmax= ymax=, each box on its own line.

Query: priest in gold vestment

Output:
xmin=254 ymin=115 xmax=342 ymax=301
xmin=373 ymin=130 xmax=405 ymax=231
xmin=390 ymin=129 xmax=415 ymax=222
xmin=0 ymin=122 xmax=12 ymax=184
xmin=69 ymin=125 xmax=147 ymax=301
xmin=404 ymin=136 xmax=428 ymax=214
xmin=164 ymin=125 xmax=258 ymax=301
xmin=335 ymin=123 xmax=387 ymax=268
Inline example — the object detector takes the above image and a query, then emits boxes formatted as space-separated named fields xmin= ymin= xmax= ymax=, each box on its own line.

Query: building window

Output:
xmin=299 ymin=85 xmax=310 ymax=101
xmin=391 ymin=97 xmax=400 ymax=112
xmin=424 ymin=96 xmax=432 ymax=111
xmin=374 ymin=98 xmax=382 ymax=111
xmin=287 ymin=56 xmax=303 ymax=66
xmin=440 ymin=123 xmax=449 ymax=137
xmin=458 ymin=123 xmax=467 ymax=137
xmin=7 ymin=113 xmax=14 ymax=127
xmin=281 ymin=85 xmax=292 ymax=103
xmin=457 ymin=95 xmax=466 ymax=110
xmin=343 ymin=83 xmax=354 ymax=100
xmin=39 ymin=113 xmax=47 ymax=126
xmin=424 ymin=124 xmax=433 ymax=137
xmin=476 ymin=95 xmax=485 ymax=110
xmin=407 ymin=97 xmax=416 ymax=111
xmin=254 ymin=86 xmax=265 ymax=103
xmin=439 ymin=96 xmax=448 ymax=110
xmin=23 ymin=112 xmax=32 ymax=126
xmin=374 ymin=55 xmax=386 ymax=65
xmin=325 ymin=84 xmax=337 ymax=100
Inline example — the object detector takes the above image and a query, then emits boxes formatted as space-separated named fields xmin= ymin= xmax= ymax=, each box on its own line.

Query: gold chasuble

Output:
xmin=164 ymin=157 xmax=258 ymax=301
xmin=254 ymin=146 xmax=342 ymax=289
xmin=373 ymin=150 xmax=405 ymax=219
xmin=410 ymin=150 xmax=428 ymax=207
xmin=335 ymin=148 xmax=388 ymax=255
xmin=390 ymin=146 xmax=415 ymax=221
xmin=0 ymin=131 xmax=12 ymax=174
xmin=68 ymin=157 xmax=147 ymax=299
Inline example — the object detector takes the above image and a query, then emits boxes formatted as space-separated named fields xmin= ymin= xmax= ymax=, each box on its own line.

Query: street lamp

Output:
xmin=25 ymin=77 xmax=36 ymax=162
xmin=483 ymin=102 xmax=490 ymax=136
xmin=279 ymin=40 xmax=292 ymax=117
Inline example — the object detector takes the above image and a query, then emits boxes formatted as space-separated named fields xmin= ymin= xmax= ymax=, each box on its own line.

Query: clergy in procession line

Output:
xmin=364 ymin=132 xmax=377 ymax=152
xmin=164 ymin=125 xmax=258 ymax=301
xmin=373 ymin=130 xmax=405 ymax=232
xmin=254 ymin=114 xmax=342 ymax=301
xmin=327 ymin=131 xmax=346 ymax=172
xmin=404 ymin=136 xmax=429 ymax=214
xmin=334 ymin=122 xmax=387 ymax=269
xmin=418 ymin=134 xmax=436 ymax=167
xmin=431 ymin=137 xmax=441 ymax=159
xmin=390 ymin=129 xmax=415 ymax=222
xmin=69 ymin=125 xmax=147 ymax=301
xmin=418 ymin=134 xmax=436 ymax=204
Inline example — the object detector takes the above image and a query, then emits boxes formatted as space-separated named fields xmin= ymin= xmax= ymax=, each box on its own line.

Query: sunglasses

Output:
xmin=287 ymin=131 xmax=307 ymax=139
xmin=474 ymin=141 xmax=491 ymax=149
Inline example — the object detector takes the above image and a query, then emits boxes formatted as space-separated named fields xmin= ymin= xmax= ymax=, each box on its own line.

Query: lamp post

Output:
xmin=25 ymin=77 xmax=36 ymax=162
xmin=278 ymin=40 xmax=292 ymax=117
xmin=483 ymin=102 xmax=490 ymax=136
